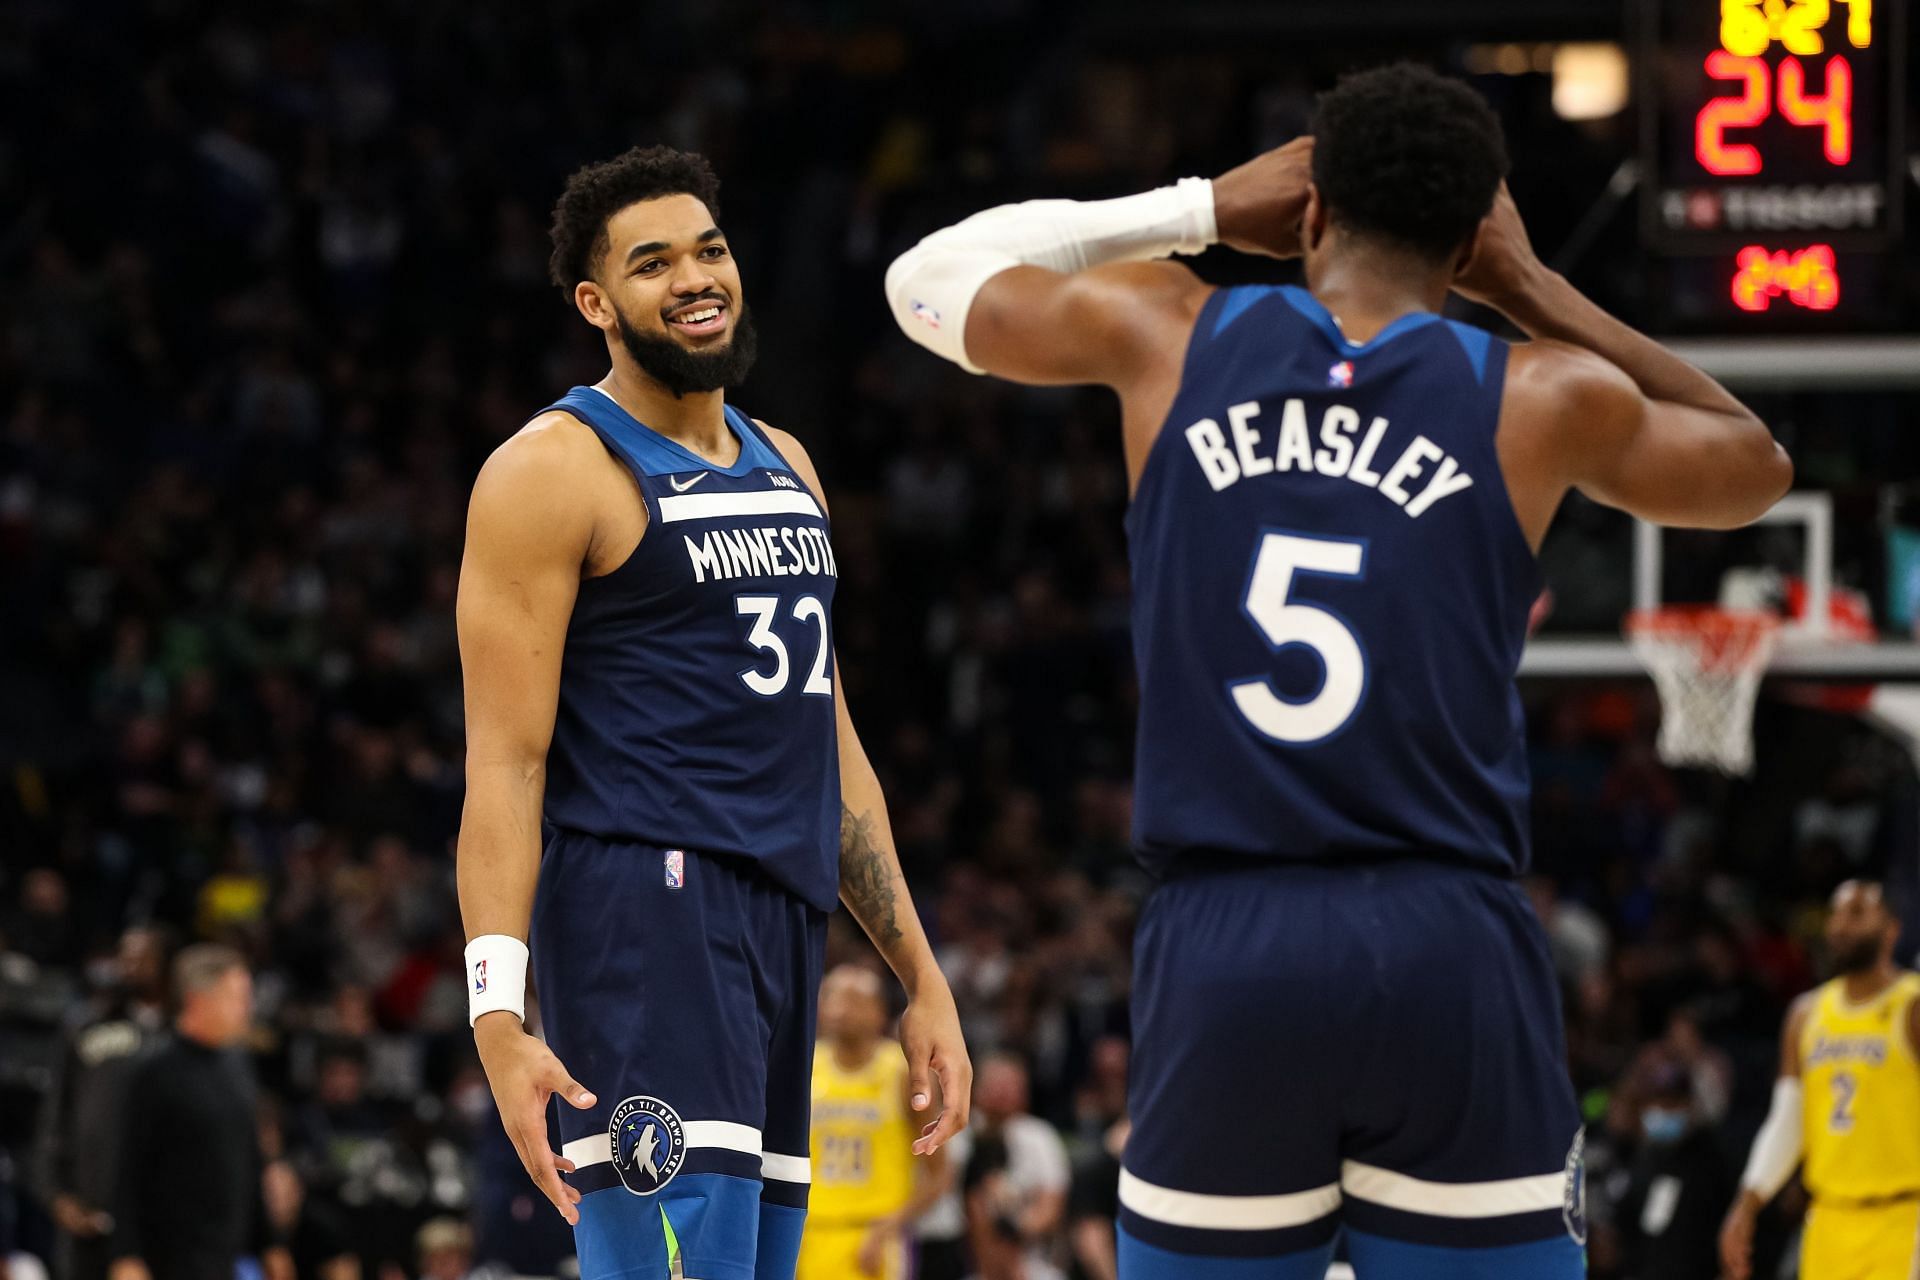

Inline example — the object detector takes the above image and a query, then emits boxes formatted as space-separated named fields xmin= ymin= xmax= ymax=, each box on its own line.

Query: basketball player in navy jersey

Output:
xmin=885 ymin=65 xmax=1790 ymax=1279
xmin=456 ymin=145 xmax=970 ymax=1280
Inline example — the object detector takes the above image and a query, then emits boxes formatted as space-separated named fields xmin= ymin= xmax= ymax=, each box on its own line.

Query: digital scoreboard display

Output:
xmin=1639 ymin=0 xmax=1906 ymax=322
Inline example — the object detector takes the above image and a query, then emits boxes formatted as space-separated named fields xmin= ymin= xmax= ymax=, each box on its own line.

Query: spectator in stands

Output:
xmin=1066 ymin=1116 xmax=1125 ymax=1280
xmin=33 ymin=926 xmax=171 ymax=1280
xmin=1611 ymin=1061 xmax=1736 ymax=1280
xmin=107 ymin=945 xmax=286 ymax=1280
xmin=413 ymin=1219 xmax=474 ymax=1280
xmin=261 ymin=1161 xmax=356 ymax=1280
xmin=964 ymin=1054 xmax=1070 ymax=1280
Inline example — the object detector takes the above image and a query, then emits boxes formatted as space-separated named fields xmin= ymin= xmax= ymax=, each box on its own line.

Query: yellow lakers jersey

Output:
xmin=1799 ymin=971 xmax=1920 ymax=1201
xmin=809 ymin=1042 xmax=915 ymax=1224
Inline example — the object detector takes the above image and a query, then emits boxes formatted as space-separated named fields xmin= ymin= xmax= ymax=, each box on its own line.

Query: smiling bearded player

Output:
xmin=455 ymin=145 xmax=971 ymax=1280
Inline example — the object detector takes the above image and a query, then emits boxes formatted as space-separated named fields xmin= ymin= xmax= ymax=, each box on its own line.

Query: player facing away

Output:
xmin=799 ymin=966 xmax=954 ymax=1280
xmin=456 ymin=145 xmax=971 ymax=1280
xmin=884 ymin=64 xmax=1791 ymax=1279
xmin=1721 ymin=881 xmax=1920 ymax=1280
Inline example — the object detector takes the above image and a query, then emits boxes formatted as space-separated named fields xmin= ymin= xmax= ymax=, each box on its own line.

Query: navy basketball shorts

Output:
xmin=531 ymin=831 xmax=828 ymax=1280
xmin=1120 ymin=858 xmax=1586 ymax=1279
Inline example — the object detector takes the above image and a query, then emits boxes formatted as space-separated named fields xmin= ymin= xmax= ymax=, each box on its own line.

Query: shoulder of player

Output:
xmin=755 ymin=419 xmax=831 ymax=508
xmin=1506 ymin=340 xmax=1638 ymax=412
xmin=1075 ymin=260 xmax=1212 ymax=334
xmin=986 ymin=259 xmax=1209 ymax=349
xmin=468 ymin=412 xmax=610 ymax=539
xmin=1786 ymin=987 xmax=1824 ymax=1036
xmin=480 ymin=409 xmax=609 ymax=485
xmin=1503 ymin=338 xmax=1643 ymax=451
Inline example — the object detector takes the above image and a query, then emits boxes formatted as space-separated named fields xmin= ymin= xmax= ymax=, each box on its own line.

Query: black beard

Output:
xmin=1831 ymin=936 xmax=1882 ymax=974
xmin=617 ymin=304 xmax=758 ymax=398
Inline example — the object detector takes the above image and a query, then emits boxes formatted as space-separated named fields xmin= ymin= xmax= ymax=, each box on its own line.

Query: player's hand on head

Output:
xmin=1211 ymin=136 xmax=1315 ymax=259
xmin=1451 ymin=182 xmax=1544 ymax=312
xmin=474 ymin=1013 xmax=597 ymax=1225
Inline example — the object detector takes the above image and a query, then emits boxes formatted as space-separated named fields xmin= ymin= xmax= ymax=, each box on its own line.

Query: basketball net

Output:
xmin=1625 ymin=607 xmax=1780 ymax=775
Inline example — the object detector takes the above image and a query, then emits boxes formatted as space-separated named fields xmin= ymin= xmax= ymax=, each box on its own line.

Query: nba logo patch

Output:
xmin=1328 ymin=360 xmax=1354 ymax=388
xmin=909 ymin=299 xmax=942 ymax=329
xmin=663 ymin=849 xmax=685 ymax=889
xmin=608 ymin=1095 xmax=687 ymax=1196
xmin=473 ymin=959 xmax=487 ymax=995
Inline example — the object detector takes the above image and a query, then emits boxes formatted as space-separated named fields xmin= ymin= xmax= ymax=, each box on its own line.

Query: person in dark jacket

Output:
xmin=107 ymin=944 xmax=289 ymax=1280
xmin=33 ymin=926 xmax=170 ymax=1280
xmin=1615 ymin=1060 xmax=1738 ymax=1280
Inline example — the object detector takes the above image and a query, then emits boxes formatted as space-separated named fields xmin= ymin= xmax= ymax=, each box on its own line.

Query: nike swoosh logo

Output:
xmin=668 ymin=472 xmax=710 ymax=493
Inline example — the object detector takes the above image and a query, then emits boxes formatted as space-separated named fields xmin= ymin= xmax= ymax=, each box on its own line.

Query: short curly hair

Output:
xmin=548 ymin=145 xmax=723 ymax=294
xmin=1311 ymin=63 xmax=1508 ymax=264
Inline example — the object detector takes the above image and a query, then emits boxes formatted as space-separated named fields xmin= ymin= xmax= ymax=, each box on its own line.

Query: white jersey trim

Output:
xmin=657 ymin=489 xmax=824 ymax=523
xmin=1118 ymin=1168 xmax=1340 ymax=1230
xmin=1340 ymin=1160 xmax=1567 ymax=1218
xmin=760 ymin=1151 xmax=813 ymax=1185
xmin=562 ymin=1120 xmax=809 ymax=1183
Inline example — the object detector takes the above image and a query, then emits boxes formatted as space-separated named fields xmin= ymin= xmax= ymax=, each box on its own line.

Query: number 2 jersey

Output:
xmin=1799 ymin=971 xmax=1920 ymax=1201
xmin=537 ymin=386 xmax=841 ymax=911
xmin=1127 ymin=285 xmax=1539 ymax=877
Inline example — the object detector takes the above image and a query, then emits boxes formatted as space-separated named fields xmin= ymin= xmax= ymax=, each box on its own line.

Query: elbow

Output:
xmin=1761 ymin=437 xmax=1794 ymax=505
xmin=1695 ymin=424 xmax=1792 ymax=531
xmin=1728 ymin=430 xmax=1793 ymax=528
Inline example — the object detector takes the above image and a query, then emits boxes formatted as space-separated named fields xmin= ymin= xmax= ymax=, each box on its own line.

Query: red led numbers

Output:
xmin=1694 ymin=51 xmax=1857 ymax=175
xmin=1731 ymin=244 xmax=1841 ymax=311
xmin=1777 ymin=55 xmax=1853 ymax=162
xmin=1697 ymin=51 xmax=1769 ymax=174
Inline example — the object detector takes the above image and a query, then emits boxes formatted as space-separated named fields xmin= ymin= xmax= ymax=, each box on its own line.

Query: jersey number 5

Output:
xmin=736 ymin=595 xmax=833 ymax=697
xmin=1230 ymin=532 xmax=1369 ymax=744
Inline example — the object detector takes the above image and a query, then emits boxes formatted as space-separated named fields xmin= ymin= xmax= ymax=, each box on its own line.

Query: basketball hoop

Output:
xmin=1624 ymin=607 xmax=1780 ymax=775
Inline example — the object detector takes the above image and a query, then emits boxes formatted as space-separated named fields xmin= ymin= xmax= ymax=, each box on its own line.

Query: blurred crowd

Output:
xmin=1 ymin=2 xmax=1915 ymax=1279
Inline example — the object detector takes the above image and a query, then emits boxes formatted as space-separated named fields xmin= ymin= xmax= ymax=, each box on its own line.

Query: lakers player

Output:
xmin=886 ymin=63 xmax=1790 ymax=1279
xmin=800 ymin=966 xmax=952 ymax=1280
xmin=457 ymin=145 xmax=970 ymax=1280
xmin=1721 ymin=881 xmax=1920 ymax=1280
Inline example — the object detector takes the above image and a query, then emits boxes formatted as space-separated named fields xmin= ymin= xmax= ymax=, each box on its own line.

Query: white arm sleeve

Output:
xmin=883 ymin=178 xmax=1217 ymax=374
xmin=1739 ymin=1077 xmax=1804 ymax=1201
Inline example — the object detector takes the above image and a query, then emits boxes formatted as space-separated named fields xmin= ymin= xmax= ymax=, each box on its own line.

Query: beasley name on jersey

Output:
xmin=1181 ymin=394 xmax=1476 ymax=519
xmin=1126 ymin=284 xmax=1538 ymax=875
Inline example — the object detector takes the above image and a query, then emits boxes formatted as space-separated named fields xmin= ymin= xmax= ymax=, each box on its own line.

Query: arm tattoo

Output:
xmin=840 ymin=803 xmax=903 ymax=948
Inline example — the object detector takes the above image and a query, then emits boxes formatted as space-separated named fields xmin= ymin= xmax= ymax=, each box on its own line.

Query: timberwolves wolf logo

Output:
xmin=609 ymin=1095 xmax=686 ymax=1196
xmin=1562 ymin=1128 xmax=1587 ymax=1245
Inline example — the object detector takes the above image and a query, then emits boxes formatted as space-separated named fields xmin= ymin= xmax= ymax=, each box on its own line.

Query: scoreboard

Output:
xmin=1639 ymin=0 xmax=1907 ymax=324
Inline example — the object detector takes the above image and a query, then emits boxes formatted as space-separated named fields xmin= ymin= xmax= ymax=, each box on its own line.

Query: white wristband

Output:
xmin=465 ymin=934 xmax=529 ymax=1027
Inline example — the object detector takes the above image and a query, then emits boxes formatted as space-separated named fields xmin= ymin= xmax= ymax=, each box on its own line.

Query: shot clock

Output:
xmin=1639 ymin=0 xmax=1907 ymax=325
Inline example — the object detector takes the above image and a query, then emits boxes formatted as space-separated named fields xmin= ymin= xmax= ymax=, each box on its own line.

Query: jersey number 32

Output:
xmin=1231 ymin=532 xmax=1369 ymax=744
xmin=735 ymin=595 xmax=833 ymax=698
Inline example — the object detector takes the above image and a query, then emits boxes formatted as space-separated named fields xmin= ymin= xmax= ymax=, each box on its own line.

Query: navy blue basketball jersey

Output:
xmin=1127 ymin=285 xmax=1539 ymax=878
xmin=539 ymin=387 xmax=840 ymax=911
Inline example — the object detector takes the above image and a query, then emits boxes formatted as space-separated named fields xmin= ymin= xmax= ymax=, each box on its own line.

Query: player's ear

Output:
xmin=1453 ymin=223 xmax=1484 ymax=279
xmin=574 ymin=280 xmax=617 ymax=334
xmin=1302 ymin=184 xmax=1329 ymax=252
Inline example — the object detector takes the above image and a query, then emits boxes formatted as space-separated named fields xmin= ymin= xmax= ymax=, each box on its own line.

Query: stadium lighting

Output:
xmin=1553 ymin=43 xmax=1631 ymax=120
